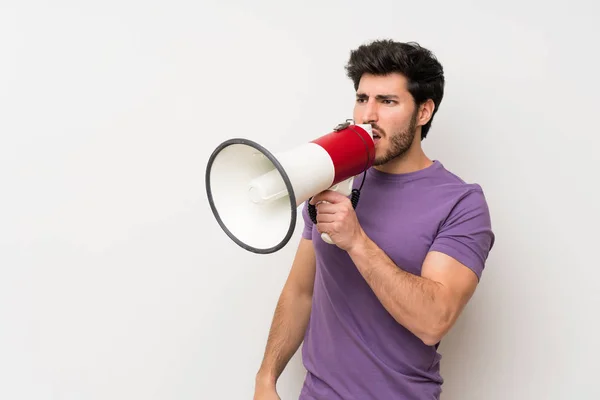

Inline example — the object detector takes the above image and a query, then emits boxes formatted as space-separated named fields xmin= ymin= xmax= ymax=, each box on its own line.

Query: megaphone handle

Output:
xmin=307 ymin=186 xmax=362 ymax=246
xmin=321 ymin=232 xmax=335 ymax=244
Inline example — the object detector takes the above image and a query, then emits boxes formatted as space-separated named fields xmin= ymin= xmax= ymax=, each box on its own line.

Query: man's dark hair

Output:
xmin=345 ymin=39 xmax=445 ymax=139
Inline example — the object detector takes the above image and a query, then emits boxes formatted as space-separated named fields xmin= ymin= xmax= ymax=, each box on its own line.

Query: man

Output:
xmin=253 ymin=39 xmax=495 ymax=400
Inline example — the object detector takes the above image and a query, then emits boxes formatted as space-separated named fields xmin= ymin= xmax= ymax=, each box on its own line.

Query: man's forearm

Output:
xmin=347 ymin=234 xmax=450 ymax=345
xmin=256 ymin=289 xmax=312 ymax=386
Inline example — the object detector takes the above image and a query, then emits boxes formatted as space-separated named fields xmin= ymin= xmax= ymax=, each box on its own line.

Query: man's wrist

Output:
xmin=348 ymin=229 xmax=370 ymax=256
xmin=255 ymin=370 xmax=277 ymax=388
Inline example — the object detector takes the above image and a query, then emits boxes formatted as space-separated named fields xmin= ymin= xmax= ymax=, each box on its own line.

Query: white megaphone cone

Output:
xmin=205 ymin=121 xmax=375 ymax=254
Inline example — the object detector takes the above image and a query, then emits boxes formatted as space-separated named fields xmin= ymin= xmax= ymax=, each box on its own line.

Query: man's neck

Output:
xmin=374 ymin=146 xmax=433 ymax=175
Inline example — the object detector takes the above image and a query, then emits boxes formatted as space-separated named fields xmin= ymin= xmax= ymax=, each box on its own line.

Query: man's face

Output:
xmin=352 ymin=73 xmax=419 ymax=166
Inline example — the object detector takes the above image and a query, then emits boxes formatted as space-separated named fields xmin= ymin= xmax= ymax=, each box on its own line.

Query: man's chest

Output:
xmin=354 ymin=192 xmax=443 ymax=275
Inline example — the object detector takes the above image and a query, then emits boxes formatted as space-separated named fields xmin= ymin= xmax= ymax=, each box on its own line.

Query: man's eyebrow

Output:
xmin=356 ymin=93 xmax=399 ymax=100
xmin=375 ymin=94 xmax=399 ymax=100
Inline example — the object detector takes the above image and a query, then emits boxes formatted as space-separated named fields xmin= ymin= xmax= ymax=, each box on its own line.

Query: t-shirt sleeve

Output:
xmin=429 ymin=187 xmax=495 ymax=280
xmin=301 ymin=201 xmax=314 ymax=240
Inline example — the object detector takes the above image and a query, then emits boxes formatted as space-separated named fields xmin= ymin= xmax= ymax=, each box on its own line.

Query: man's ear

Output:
xmin=418 ymin=99 xmax=435 ymax=127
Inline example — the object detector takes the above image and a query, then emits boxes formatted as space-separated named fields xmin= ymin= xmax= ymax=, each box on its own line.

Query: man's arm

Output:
xmin=255 ymin=238 xmax=316 ymax=390
xmin=310 ymin=189 xmax=493 ymax=346
xmin=347 ymin=237 xmax=478 ymax=346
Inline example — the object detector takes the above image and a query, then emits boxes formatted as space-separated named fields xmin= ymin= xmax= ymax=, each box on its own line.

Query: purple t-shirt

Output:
xmin=298 ymin=160 xmax=494 ymax=400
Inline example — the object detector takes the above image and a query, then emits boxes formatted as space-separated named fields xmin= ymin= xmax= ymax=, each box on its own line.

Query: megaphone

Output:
xmin=205 ymin=120 xmax=375 ymax=254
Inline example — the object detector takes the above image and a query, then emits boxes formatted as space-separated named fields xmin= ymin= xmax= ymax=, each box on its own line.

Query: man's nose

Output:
xmin=361 ymin=101 xmax=378 ymax=124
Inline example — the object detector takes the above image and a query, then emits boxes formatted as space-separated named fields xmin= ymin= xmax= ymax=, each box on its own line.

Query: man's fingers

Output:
xmin=316 ymin=212 xmax=336 ymax=223
xmin=315 ymin=202 xmax=337 ymax=214
xmin=316 ymin=222 xmax=335 ymax=235
xmin=309 ymin=190 xmax=347 ymax=205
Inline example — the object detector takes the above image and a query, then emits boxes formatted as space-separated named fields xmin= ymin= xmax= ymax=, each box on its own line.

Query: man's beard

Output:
xmin=372 ymin=111 xmax=419 ymax=166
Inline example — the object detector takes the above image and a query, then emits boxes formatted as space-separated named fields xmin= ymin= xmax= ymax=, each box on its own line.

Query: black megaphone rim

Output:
xmin=205 ymin=138 xmax=297 ymax=254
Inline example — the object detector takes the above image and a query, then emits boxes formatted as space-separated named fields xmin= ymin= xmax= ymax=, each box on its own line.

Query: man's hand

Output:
xmin=309 ymin=190 xmax=366 ymax=252
xmin=253 ymin=382 xmax=280 ymax=400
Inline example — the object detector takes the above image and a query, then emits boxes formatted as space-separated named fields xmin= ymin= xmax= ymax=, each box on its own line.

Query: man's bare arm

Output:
xmin=348 ymin=236 xmax=478 ymax=346
xmin=255 ymin=238 xmax=316 ymax=388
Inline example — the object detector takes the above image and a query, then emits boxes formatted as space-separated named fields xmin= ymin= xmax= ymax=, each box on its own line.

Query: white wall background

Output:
xmin=1 ymin=1 xmax=599 ymax=399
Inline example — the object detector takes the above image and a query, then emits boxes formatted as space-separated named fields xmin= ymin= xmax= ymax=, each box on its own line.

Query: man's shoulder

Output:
xmin=425 ymin=162 xmax=495 ymax=278
xmin=430 ymin=162 xmax=490 ymax=205
xmin=434 ymin=161 xmax=480 ymax=186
